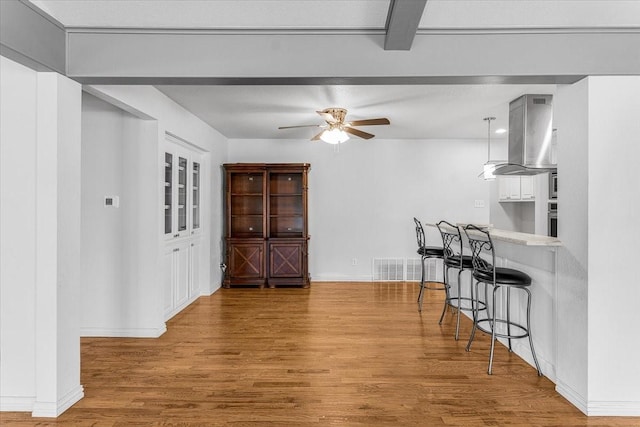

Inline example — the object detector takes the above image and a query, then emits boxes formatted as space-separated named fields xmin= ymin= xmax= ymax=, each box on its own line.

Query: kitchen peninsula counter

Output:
xmin=465 ymin=227 xmax=562 ymax=247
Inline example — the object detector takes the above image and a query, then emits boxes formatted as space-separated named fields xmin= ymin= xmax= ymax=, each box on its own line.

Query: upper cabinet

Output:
xmin=164 ymin=141 xmax=203 ymax=240
xmin=224 ymin=163 xmax=310 ymax=289
xmin=498 ymin=176 xmax=535 ymax=202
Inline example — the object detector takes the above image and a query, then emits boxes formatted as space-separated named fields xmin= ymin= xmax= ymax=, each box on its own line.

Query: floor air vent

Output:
xmin=372 ymin=258 xmax=405 ymax=281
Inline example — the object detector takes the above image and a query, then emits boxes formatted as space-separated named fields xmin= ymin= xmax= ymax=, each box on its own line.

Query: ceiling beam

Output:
xmin=384 ymin=0 xmax=428 ymax=50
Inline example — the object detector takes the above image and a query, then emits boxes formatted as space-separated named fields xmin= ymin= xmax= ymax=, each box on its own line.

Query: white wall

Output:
xmin=1 ymin=56 xmax=83 ymax=416
xmin=81 ymin=93 xmax=165 ymax=336
xmin=228 ymin=138 xmax=491 ymax=280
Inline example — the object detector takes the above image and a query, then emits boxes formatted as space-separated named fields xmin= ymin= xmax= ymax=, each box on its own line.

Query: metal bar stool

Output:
xmin=413 ymin=217 xmax=444 ymax=312
xmin=436 ymin=221 xmax=486 ymax=340
xmin=463 ymin=224 xmax=542 ymax=376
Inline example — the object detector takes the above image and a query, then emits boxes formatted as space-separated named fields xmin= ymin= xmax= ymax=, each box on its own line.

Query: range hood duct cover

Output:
xmin=495 ymin=94 xmax=556 ymax=176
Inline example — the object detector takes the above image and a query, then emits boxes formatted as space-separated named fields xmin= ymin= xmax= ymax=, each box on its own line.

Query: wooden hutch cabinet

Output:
xmin=223 ymin=163 xmax=310 ymax=288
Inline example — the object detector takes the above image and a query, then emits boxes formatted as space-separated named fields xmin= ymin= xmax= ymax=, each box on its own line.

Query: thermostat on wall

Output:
xmin=104 ymin=196 xmax=120 ymax=208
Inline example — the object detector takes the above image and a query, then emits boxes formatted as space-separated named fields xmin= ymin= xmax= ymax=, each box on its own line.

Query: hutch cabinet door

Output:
xmin=269 ymin=241 xmax=304 ymax=278
xmin=228 ymin=241 xmax=265 ymax=280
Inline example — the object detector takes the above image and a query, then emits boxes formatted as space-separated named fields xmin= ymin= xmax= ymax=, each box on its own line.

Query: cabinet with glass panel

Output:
xmin=164 ymin=144 xmax=202 ymax=240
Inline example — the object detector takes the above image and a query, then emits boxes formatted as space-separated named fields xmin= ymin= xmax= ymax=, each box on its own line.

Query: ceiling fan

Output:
xmin=278 ymin=108 xmax=390 ymax=144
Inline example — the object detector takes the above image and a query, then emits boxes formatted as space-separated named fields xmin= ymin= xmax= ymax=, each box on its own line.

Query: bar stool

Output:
xmin=436 ymin=221 xmax=484 ymax=340
xmin=463 ymin=224 xmax=542 ymax=376
xmin=413 ymin=217 xmax=444 ymax=312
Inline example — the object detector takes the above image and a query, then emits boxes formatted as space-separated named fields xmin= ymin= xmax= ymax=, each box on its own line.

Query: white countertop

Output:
xmin=425 ymin=223 xmax=562 ymax=247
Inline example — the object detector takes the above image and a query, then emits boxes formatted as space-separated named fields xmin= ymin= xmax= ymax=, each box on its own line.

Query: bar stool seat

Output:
xmin=418 ymin=246 xmax=445 ymax=258
xmin=473 ymin=267 xmax=531 ymax=286
xmin=444 ymin=254 xmax=474 ymax=270
xmin=463 ymin=224 xmax=542 ymax=376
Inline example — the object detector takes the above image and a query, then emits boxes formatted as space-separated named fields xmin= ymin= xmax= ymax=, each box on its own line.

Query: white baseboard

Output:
xmin=312 ymin=275 xmax=373 ymax=282
xmin=0 ymin=395 xmax=35 ymax=412
xmin=31 ymin=384 xmax=84 ymax=418
xmin=556 ymin=380 xmax=588 ymax=415
xmin=587 ymin=401 xmax=640 ymax=417
xmin=81 ymin=323 xmax=166 ymax=338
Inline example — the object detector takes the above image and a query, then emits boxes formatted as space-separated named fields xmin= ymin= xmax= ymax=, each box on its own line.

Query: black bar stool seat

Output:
xmin=418 ymin=246 xmax=445 ymax=258
xmin=472 ymin=267 xmax=532 ymax=286
xmin=444 ymin=254 xmax=474 ymax=270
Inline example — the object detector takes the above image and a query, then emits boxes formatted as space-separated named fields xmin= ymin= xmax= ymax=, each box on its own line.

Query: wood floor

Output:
xmin=3 ymin=282 xmax=638 ymax=426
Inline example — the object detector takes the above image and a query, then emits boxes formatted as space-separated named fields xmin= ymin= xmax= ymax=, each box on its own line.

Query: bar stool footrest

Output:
xmin=475 ymin=318 xmax=530 ymax=340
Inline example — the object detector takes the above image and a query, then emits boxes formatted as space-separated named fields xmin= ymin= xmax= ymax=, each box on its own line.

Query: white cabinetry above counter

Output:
xmin=498 ymin=176 xmax=535 ymax=202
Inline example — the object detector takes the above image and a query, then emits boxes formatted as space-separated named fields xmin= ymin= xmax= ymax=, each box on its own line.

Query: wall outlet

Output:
xmin=351 ymin=258 xmax=358 ymax=266
xmin=474 ymin=199 xmax=485 ymax=208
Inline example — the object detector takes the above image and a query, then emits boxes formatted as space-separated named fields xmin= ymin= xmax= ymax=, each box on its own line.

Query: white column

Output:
xmin=32 ymin=73 xmax=84 ymax=417
xmin=556 ymin=76 xmax=640 ymax=416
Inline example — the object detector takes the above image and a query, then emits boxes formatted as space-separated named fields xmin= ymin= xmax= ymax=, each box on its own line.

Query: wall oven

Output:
xmin=548 ymin=202 xmax=558 ymax=237
xmin=549 ymin=171 xmax=558 ymax=199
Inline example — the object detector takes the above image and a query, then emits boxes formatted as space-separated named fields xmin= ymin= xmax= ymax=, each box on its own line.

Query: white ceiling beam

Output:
xmin=65 ymin=30 xmax=640 ymax=84
xmin=0 ymin=0 xmax=66 ymax=73
xmin=384 ymin=0 xmax=428 ymax=50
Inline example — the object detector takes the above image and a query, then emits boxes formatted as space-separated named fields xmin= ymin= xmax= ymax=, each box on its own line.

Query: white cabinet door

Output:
xmin=520 ymin=176 xmax=535 ymax=200
xmin=174 ymin=244 xmax=190 ymax=310
xmin=498 ymin=177 xmax=510 ymax=201
xmin=189 ymin=240 xmax=202 ymax=298
xmin=163 ymin=247 xmax=175 ymax=319
xmin=508 ymin=176 xmax=521 ymax=200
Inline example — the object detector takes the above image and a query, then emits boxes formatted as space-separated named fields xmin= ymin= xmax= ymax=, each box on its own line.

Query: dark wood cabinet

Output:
xmin=223 ymin=163 xmax=310 ymax=288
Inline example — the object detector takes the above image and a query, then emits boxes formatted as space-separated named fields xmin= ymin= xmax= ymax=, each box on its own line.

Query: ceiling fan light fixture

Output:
xmin=320 ymin=128 xmax=349 ymax=144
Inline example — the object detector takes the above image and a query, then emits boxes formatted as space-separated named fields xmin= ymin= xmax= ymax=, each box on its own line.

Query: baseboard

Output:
xmin=586 ymin=401 xmax=640 ymax=416
xmin=556 ymin=379 xmax=588 ymax=415
xmin=0 ymin=395 xmax=35 ymax=412
xmin=312 ymin=275 xmax=373 ymax=282
xmin=31 ymin=384 xmax=84 ymax=418
xmin=81 ymin=323 xmax=166 ymax=338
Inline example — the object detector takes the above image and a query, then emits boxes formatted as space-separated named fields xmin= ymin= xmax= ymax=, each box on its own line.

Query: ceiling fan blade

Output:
xmin=316 ymin=111 xmax=338 ymax=123
xmin=344 ymin=127 xmax=374 ymax=140
xmin=310 ymin=130 xmax=324 ymax=141
xmin=347 ymin=118 xmax=390 ymax=126
xmin=278 ymin=124 xmax=321 ymax=129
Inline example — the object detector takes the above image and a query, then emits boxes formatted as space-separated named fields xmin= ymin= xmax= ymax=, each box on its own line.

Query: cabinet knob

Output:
xmin=249 ymin=227 xmax=254 ymax=231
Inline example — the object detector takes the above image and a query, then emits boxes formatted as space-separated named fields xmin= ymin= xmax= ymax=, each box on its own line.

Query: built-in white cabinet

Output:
xmin=163 ymin=240 xmax=200 ymax=320
xmin=163 ymin=134 xmax=205 ymax=321
xmin=498 ymin=176 xmax=535 ymax=202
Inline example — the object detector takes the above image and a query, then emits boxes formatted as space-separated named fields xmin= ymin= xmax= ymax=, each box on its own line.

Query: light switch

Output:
xmin=474 ymin=200 xmax=485 ymax=208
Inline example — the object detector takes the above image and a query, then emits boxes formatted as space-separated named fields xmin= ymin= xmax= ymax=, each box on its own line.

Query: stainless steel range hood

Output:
xmin=494 ymin=94 xmax=556 ymax=176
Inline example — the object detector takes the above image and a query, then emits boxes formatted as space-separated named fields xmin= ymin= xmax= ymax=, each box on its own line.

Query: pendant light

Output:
xmin=482 ymin=116 xmax=497 ymax=180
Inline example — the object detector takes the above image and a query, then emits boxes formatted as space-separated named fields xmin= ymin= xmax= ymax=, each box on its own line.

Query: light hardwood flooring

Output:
xmin=3 ymin=282 xmax=639 ymax=426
